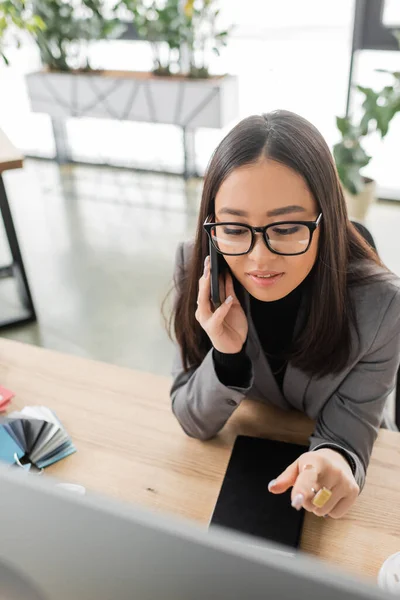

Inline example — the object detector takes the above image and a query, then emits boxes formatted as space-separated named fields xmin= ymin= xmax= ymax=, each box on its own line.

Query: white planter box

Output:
xmin=26 ymin=70 xmax=238 ymax=130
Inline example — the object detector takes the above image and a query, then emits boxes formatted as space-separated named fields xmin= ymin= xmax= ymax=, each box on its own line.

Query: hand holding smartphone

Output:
xmin=194 ymin=243 xmax=248 ymax=354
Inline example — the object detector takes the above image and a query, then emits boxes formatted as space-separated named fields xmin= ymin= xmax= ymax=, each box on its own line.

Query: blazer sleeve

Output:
xmin=309 ymin=287 xmax=400 ymax=490
xmin=170 ymin=242 xmax=253 ymax=440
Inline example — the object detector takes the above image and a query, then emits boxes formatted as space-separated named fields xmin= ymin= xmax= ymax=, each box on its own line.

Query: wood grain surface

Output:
xmin=0 ymin=337 xmax=398 ymax=582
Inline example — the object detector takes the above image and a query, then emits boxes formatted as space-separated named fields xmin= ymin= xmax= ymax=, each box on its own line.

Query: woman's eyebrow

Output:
xmin=218 ymin=207 xmax=248 ymax=217
xmin=267 ymin=205 xmax=307 ymax=217
xmin=218 ymin=205 xmax=307 ymax=217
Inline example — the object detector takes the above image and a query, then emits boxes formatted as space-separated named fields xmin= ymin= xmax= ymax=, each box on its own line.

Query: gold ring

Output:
xmin=312 ymin=487 xmax=332 ymax=508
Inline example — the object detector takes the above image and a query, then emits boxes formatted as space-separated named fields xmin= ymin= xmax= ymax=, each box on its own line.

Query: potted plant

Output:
xmin=334 ymin=68 xmax=400 ymax=221
xmin=179 ymin=0 xmax=231 ymax=78
xmin=117 ymin=0 xmax=232 ymax=78
xmin=118 ymin=0 xmax=183 ymax=76
xmin=333 ymin=115 xmax=374 ymax=222
xmin=24 ymin=0 xmax=237 ymax=177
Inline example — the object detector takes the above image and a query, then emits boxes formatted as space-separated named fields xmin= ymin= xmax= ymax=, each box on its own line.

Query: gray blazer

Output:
xmin=171 ymin=241 xmax=400 ymax=489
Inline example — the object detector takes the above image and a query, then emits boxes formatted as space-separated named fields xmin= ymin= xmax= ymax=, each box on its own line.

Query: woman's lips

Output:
xmin=247 ymin=272 xmax=284 ymax=287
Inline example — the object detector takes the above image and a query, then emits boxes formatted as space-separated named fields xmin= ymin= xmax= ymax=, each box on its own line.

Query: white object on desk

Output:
xmin=56 ymin=483 xmax=86 ymax=495
xmin=378 ymin=552 xmax=400 ymax=594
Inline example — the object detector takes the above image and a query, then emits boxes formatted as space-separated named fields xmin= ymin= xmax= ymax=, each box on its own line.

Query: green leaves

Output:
xmin=119 ymin=0 xmax=231 ymax=77
xmin=334 ymin=109 xmax=373 ymax=194
xmin=356 ymin=83 xmax=400 ymax=139
xmin=333 ymin=114 xmax=371 ymax=195
xmin=333 ymin=137 xmax=371 ymax=195
xmin=1 ymin=0 xmax=230 ymax=75
xmin=336 ymin=116 xmax=352 ymax=136
xmin=31 ymin=0 xmax=124 ymax=71
xmin=0 ymin=0 xmax=125 ymax=69
xmin=0 ymin=0 xmax=45 ymax=63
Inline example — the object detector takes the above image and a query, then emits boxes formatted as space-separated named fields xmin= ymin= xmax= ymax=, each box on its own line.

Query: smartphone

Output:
xmin=210 ymin=436 xmax=306 ymax=549
xmin=209 ymin=239 xmax=226 ymax=309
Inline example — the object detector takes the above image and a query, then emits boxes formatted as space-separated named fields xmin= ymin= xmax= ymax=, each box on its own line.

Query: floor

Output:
xmin=1 ymin=159 xmax=400 ymax=379
xmin=0 ymin=160 xmax=199 ymax=375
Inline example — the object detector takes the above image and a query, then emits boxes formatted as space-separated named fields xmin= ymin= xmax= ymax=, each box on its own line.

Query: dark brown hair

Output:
xmin=168 ymin=110 xmax=386 ymax=377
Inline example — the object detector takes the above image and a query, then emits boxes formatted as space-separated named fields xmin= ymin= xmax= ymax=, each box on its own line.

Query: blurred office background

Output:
xmin=0 ymin=0 xmax=399 ymax=375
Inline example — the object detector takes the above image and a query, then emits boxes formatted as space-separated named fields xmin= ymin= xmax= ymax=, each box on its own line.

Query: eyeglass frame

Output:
xmin=203 ymin=213 xmax=323 ymax=257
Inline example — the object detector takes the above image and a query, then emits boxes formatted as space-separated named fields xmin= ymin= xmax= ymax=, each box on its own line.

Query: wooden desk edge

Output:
xmin=0 ymin=127 xmax=24 ymax=174
xmin=0 ymin=157 xmax=24 ymax=174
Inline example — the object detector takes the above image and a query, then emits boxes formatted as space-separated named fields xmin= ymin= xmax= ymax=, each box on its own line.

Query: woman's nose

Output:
xmin=248 ymin=233 xmax=278 ymax=262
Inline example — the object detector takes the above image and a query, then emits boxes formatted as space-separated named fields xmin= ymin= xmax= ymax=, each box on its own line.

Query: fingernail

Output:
xmin=225 ymin=295 xmax=233 ymax=304
xmin=204 ymin=256 xmax=210 ymax=277
xmin=268 ymin=479 xmax=277 ymax=491
xmin=291 ymin=494 xmax=304 ymax=510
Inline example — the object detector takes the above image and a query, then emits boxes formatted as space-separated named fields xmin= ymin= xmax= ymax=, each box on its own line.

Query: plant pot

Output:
xmin=25 ymin=69 xmax=239 ymax=177
xmin=343 ymin=178 xmax=376 ymax=222
xmin=25 ymin=69 xmax=238 ymax=129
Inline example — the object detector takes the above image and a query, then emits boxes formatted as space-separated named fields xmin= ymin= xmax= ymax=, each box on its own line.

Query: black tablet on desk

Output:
xmin=210 ymin=436 xmax=307 ymax=549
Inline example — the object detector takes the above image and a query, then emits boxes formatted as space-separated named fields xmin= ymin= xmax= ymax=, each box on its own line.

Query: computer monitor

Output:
xmin=0 ymin=465 xmax=387 ymax=600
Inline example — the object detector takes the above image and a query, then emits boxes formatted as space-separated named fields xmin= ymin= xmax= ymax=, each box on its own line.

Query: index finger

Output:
xmin=225 ymin=271 xmax=237 ymax=301
xmin=196 ymin=260 xmax=213 ymax=321
xmin=291 ymin=464 xmax=320 ymax=511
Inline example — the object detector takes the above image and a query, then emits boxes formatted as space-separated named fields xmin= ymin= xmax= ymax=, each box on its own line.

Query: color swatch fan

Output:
xmin=0 ymin=406 xmax=76 ymax=469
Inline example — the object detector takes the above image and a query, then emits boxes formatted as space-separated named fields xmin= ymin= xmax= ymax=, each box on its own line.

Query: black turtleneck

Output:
xmin=213 ymin=280 xmax=305 ymax=390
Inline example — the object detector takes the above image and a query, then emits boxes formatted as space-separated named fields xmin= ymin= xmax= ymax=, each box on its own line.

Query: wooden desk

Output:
xmin=0 ymin=129 xmax=36 ymax=327
xmin=0 ymin=337 xmax=399 ymax=582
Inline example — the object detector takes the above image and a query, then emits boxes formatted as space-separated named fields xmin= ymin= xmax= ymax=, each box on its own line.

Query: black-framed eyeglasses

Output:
xmin=203 ymin=213 xmax=323 ymax=256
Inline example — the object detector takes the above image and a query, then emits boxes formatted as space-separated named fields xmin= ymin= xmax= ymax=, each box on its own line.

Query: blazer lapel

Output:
xmin=242 ymin=288 xmax=291 ymax=410
xmin=241 ymin=284 xmax=312 ymax=412
xmin=283 ymin=362 xmax=311 ymax=412
xmin=282 ymin=295 xmax=312 ymax=410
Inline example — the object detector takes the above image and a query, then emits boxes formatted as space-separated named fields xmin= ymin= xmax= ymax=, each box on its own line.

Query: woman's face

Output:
xmin=213 ymin=158 xmax=320 ymax=301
